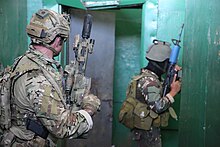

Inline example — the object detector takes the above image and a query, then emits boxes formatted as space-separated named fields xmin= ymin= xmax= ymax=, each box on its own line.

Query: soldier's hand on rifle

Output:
xmin=175 ymin=64 xmax=182 ymax=82
xmin=169 ymin=74 xmax=181 ymax=97
xmin=82 ymin=94 xmax=101 ymax=116
xmin=175 ymin=65 xmax=182 ymax=71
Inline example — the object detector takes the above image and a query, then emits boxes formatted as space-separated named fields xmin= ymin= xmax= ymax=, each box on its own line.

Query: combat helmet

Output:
xmin=146 ymin=39 xmax=171 ymax=62
xmin=26 ymin=9 xmax=70 ymax=45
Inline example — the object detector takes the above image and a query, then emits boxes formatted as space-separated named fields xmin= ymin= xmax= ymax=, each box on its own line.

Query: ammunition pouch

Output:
xmin=133 ymin=102 xmax=151 ymax=130
xmin=119 ymin=96 xmax=172 ymax=130
xmin=118 ymin=96 xmax=137 ymax=129
xmin=26 ymin=118 xmax=49 ymax=139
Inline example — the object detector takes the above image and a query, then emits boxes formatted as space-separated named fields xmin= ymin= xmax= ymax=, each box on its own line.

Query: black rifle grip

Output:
xmin=82 ymin=14 xmax=93 ymax=39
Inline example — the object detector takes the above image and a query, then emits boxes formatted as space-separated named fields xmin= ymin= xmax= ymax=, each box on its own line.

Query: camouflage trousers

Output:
xmin=132 ymin=127 xmax=162 ymax=147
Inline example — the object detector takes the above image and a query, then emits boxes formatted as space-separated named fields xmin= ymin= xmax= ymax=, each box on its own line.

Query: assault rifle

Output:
xmin=65 ymin=14 xmax=95 ymax=109
xmin=162 ymin=24 xmax=184 ymax=97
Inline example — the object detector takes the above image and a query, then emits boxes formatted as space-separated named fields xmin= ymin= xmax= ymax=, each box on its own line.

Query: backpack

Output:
xmin=0 ymin=66 xmax=13 ymax=130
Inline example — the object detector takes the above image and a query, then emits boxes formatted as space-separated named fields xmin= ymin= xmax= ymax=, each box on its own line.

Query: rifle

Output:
xmin=162 ymin=24 xmax=184 ymax=97
xmin=64 ymin=14 xmax=95 ymax=109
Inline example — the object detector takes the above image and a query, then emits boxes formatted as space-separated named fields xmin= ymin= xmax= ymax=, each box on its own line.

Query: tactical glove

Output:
xmin=82 ymin=94 xmax=101 ymax=116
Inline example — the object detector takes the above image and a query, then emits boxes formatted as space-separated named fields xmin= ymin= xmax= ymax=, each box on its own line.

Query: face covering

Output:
xmin=145 ymin=59 xmax=169 ymax=78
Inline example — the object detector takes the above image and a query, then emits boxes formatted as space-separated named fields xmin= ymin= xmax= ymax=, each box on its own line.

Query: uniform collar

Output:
xmin=27 ymin=46 xmax=61 ymax=68
xmin=141 ymin=69 xmax=159 ymax=79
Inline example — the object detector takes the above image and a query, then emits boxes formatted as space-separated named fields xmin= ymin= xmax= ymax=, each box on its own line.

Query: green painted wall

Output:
xmin=179 ymin=0 xmax=220 ymax=146
xmin=0 ymin=0 xmax=28 ymax=67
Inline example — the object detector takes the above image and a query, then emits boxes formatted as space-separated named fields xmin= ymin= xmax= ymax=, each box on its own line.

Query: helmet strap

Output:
xmin=42 ymin=43 xmax=59 ymax=56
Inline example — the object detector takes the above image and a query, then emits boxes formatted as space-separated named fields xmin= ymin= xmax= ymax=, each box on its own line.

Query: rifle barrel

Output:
xmin=82 ymin=14 xmax=93 ymax=39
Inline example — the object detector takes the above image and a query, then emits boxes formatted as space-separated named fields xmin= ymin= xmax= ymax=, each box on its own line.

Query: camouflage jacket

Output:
xmin=9 ymin=48 xmax=93 ymax=144
xmin=135 ymin=69 xmax=172 ymax=113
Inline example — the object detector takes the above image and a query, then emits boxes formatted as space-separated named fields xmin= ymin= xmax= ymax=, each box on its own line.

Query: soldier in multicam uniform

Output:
xmin=0 ymin=9 xmax=100 ymax=147
xmin=119 ymin=40 xmax=181 ymax=147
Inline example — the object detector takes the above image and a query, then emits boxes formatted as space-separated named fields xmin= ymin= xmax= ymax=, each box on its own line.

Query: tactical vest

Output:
xmin=0 ymin=55 xmax=37 ymax=131
xmin=1 ymin=51 xmax=65 ymax=133
xmin=0 ymin=54 xmax=43 ymax=131
xmin=0 ymin=51 xmax=69 ymax=146
xmin=10 ymin=52 xmax=66 ymax=122
xmin=118 ymin=71 xmax=177 ymax=131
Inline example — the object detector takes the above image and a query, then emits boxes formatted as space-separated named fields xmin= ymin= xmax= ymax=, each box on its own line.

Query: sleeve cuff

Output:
xmin=166 ymin=93 xmax=175 ymax=103
xmin=77 ymin=110 xmax=93 ymax=132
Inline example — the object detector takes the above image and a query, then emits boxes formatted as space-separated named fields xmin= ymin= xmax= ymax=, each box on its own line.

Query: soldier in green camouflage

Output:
xmin=0 ymin=9 xmax=100 ymax=147
xmin=119 ymin=40 xmax=181 ymax=147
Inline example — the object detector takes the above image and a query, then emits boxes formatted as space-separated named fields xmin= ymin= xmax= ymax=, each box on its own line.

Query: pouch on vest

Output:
xmin=133 ymin=102 xmax=151 ymax=130
xmin=160 ymin=111 xmax=170 ymax=127
xmin=152 ymin=116 xmax=161 ymax=127
xmin=118 ymin=96 xmax=137 ymax=129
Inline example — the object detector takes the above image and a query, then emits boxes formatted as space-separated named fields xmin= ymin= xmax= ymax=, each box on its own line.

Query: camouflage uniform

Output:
xmin=8 ymin=48 xmax=93 ymax=147
xmin=119 ymin=40 xmax=178 ymax=147
xmin=118 ymin=68 xmax=175 ymax=147
xmin=131 ymin=69 xmax=173 ymax=147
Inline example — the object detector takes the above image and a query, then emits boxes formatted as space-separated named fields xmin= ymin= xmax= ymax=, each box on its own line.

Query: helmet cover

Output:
xmin=26 ymin=9 xmax=70 ymax=44
xmin=146 ymin=39 xmax=171 ymax=62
